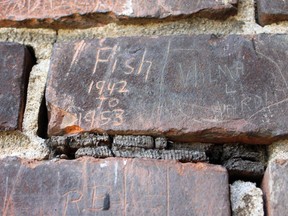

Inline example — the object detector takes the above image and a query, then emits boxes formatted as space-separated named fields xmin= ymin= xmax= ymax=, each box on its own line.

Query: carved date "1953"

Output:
xmin=100 ymin=109 xmax=125 ymax=126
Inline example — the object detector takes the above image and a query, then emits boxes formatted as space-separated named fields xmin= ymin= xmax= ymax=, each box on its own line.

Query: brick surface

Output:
xmin=0 ymin=157 xmax=230 ymax=216
xmin=0 ymin=42 xmax=34 ymax=131
xmin=0 ymin=0 xmax=237 ymax=28
xmin=257 ymin=0 xmax=288 ymax=26
xmin=262 ymin=159 xmax=288 ymax=216
xmin=46 ymin=34 xmax=288 ymax=144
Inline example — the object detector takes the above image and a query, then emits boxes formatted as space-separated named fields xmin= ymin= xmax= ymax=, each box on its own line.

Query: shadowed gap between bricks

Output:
xmin=46 ymin=133 xmax=268 ymax=185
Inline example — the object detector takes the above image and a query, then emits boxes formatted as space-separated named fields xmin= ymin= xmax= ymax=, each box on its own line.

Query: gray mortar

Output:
xmin=230 ymin=180 xmax=264 ymax=216
xmin=268 ymin=140 xmax=288 ymax=161
xmin=0 ymin=0 xmax=288 ymax=159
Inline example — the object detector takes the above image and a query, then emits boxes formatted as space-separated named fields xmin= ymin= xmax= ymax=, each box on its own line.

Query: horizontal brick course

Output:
xmin=0 ymin=157 xmax=230 ymax=215
xmin=0 ymin=0 xmax=237 ymax=28
xmin=0 ymin=42 xmax=34 ymax=131
xmin=47 ymin=34 xmax=288 ymax=144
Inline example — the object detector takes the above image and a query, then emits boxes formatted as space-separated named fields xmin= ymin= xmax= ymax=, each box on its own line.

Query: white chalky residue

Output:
xmin=100 ymin=161 xmax=108 ymax=168
xmin=121 ymin=0 xmax=133 ymax=16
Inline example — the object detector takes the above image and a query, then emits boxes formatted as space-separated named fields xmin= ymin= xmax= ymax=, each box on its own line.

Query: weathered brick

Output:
xmin=113 ymin=135 xmax=154 ymax=149
xmin=46 ymin=34 xmax=288 ymax=144
xmin=257 ymin=0 xmax=288 ymax=26
xmin=221 ymin=144 xmax=266 ymax=181
xmin=155 ymin=137 xmax=168 ymax=149
xmin=0 ymin=0 xmax=237 ymax=29
xmin=75 ymin=146 xmax=113 ymax=158
xmin=110 ymin=146 xmax=208 ymax=162
xmin=262 ymin=159 xmax=288 ymax=216
xmin=0 ymin=157 xmax=230 ymax=215
xmin=46 ymin=133 xmax=110 ymax=149
xmin=0 ymin=42 xmax=34 ymax=131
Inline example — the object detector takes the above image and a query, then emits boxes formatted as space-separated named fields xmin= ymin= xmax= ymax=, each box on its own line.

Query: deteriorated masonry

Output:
xmin=1 ymin=0 xmax=288 ymax=215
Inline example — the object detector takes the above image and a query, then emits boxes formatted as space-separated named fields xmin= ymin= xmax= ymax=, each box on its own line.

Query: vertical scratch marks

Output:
xmin=157 ymin=39 xmax=171 ymax=123
xmin=3 ymin=165 xmax=23 ymax=216
xmin=68 ymin=40 xmax=86 ymax=73
xmin=114 ymin=162 xmax=118 ymax=186
xmin=166 ymin=165 xmax=170 ymax=216
xmin=123 ymin=164 xmax=127 ymax=216
xmin=3 ymin=177 xmax=9 ymax=214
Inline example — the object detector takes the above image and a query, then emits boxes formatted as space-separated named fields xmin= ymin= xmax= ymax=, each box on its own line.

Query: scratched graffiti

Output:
xmin=0 ymin=158 xmax=230 ymax=216
xmin=46 ymin=34 xmax=288 ymax=138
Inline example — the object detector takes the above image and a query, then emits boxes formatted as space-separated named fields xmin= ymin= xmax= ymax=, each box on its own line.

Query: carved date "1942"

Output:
xmin=88 ymin=80 xmax=129 ymax=95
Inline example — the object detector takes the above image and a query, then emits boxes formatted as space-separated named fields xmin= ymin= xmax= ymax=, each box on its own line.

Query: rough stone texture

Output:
xmin=0 ymin=0 xmax=238 ymax=29
xmin=47 ymin=34 xmax=288 ymax=144
xmin=112 ymin=147 xmax=161 ymax=159
xmin=111 ymin=146 xmax=208 ymax=162
xmin=0 ymin=157 xmax=230 ymax=216
xmin=231 ymin=181 xmax=264 ymax=216
xmin=262 ymin=159 xmax=288 ymax=216
xmin=267 ymin=140 xmax=288 ymax=161
xmin=221 ymin=144 xmax=266 ymax=180
xmin=155 ymin=137 xmax=167 ymax=149
xmin=257 ymin=0 xmax=288 ymax=26
xmin=0 ymin=42 xmax=34 ymax=131
xmin=46 ymin=133 xmax=110 ymax=149
xmin=75 ymin=146 xmax=113 ymax=158
xmin=113 ymin=135 xmax=154 ymax=149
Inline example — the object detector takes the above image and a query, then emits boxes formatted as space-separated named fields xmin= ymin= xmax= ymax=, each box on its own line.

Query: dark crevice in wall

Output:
xmin=37 ymin=93 xmax=48 ymax=139
xmin=254 ymin=0 xmax=259 ymax=25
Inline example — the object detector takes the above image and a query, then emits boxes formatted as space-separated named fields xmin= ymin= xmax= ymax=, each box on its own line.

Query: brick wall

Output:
xmin=0 ymin=0 xmax=288 ymax=215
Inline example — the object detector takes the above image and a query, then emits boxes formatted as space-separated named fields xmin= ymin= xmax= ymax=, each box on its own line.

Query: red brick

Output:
xmin=262 ymin=159 xmax=288 ymax=216
xmin=257 ymin=0 xmax=288 ymax=26
xmin=0 ymin=157 xmax=230 ymax=215
xmin=0 ymin=43 xmax=34 ymax=131
xmin=0 ymin=0 xmax=237 ymax=28
xmin=46 ymin=34 xmax=288 ymax=144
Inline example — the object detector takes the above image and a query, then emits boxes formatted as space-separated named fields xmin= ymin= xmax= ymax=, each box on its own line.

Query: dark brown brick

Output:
xmin=0 ymin=157 xmax=230 ymax=215
xmin=257 ymin=0 xmax=288 ymax=26
xmin=0 ymin=42 xmax=33 ymax=131
xmin=262 ymin=159 xmax=288 ymax=216
xmin=0 ymin=0 xmax=237 ymax=29
xmin=46 ymin=34 xmax=288 ymax=144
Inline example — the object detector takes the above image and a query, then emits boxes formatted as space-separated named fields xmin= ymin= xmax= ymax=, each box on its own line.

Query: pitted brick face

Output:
xmin=46 ymin=34 xmax=288 ymax=143
xmin=0 ymin=42 xmax=33 ymax=131
xmin=0 ymin=0 xmax=237 ymax=28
